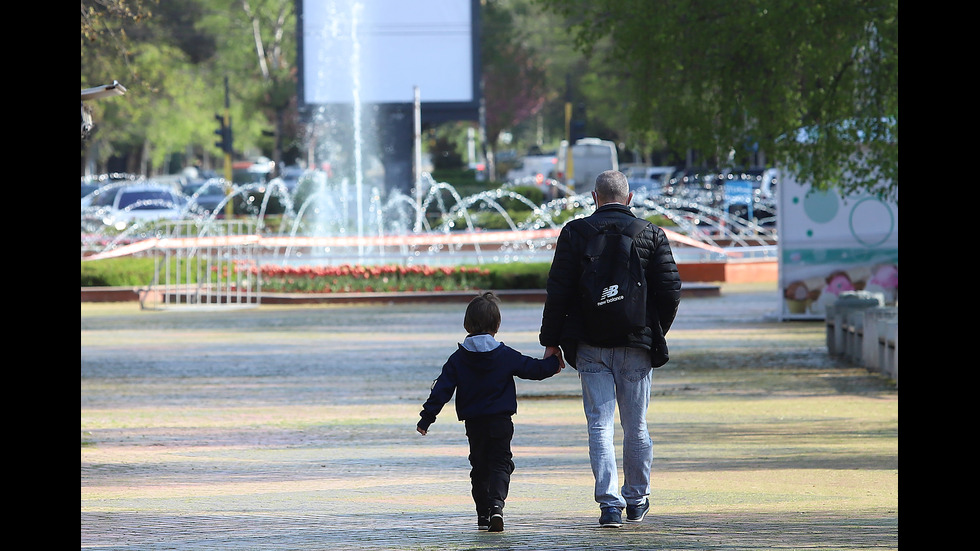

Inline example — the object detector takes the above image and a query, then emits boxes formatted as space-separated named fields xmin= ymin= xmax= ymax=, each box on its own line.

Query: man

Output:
xmin=539 ymin=169 xmax=681 ymax=528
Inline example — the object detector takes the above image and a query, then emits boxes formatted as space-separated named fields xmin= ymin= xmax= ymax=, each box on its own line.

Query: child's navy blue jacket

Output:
xmin=418 ymin=336 xmax=560 ymax=431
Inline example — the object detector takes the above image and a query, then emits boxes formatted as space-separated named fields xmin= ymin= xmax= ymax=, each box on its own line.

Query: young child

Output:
xmin=416 ymin=291 xmax=563 ymax=532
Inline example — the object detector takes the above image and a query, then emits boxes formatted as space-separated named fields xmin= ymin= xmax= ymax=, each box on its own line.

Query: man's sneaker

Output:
xmin=477 ymin=515 xmax=490 ymax=530
xmin=599 ymin=507 xmax=623 ymax=528
xmin=626 ymin=498 xmax=650 ymax=523
xmin=488 ymin=506 xmax=504 ymax=532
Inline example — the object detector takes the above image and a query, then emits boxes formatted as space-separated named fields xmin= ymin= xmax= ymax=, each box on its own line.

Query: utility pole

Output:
xmin=214 ymin=76 xmax=234 ymax=218
xmin=413 ymin=86 xmax=423 ymax=233
xmin=564 ymin=74 xmax=575 ymax=195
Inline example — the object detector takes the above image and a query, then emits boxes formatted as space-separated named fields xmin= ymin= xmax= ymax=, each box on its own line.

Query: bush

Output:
xmin=499 ymin=185 xmax=543 ymax=209
xmin=484 ymin=262 xmax=551 ymax=289
xmin=257 ymin=264 xmax=493 ymax=293
xmin=441 ymin=210 xmax=543 ymax=230
xmin=429 ymin=168 xmax=505 ymax=197
xmin=81 ymin=257 xmax=553 ymax=291
xmin=81 ymin=257 xmax=158 ymax=286
xmin=646 ymin=213 xmax=676 ymax=227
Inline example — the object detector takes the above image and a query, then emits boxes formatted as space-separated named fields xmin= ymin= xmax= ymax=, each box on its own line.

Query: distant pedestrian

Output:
xmin=539 ymin=169 xmax=682 ymax=527
xmin=417 ymin=291 xmax=563 ymax=532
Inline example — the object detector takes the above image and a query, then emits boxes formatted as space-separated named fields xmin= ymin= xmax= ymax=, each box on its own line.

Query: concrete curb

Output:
xmin=81 ymin=283 xmax=720 ymax=304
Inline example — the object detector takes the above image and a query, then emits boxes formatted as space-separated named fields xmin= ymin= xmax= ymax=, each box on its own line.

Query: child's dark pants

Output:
xmin=464 ymin=414 xmax=515 ymax=516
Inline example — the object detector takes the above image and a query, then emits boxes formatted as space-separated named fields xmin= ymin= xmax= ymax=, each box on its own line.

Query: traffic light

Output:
xmin=570 ymin=103 xmax=586 ymax=142
xmin=214 ymin=113 xmax=233 ymax=154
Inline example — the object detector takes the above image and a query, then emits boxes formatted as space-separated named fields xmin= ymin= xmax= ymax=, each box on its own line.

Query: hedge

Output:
xmin=81 ymin=257 xmax=551 ymax=290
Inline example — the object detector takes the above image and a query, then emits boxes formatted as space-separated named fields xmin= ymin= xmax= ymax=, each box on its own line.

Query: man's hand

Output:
xmin=417 ymin=426 xmax=427 ymax=436
xmin=544 ymin=346 xmax=565 ymax=371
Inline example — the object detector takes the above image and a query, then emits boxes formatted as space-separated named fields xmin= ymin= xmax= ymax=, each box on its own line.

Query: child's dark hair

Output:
xmin=463 ymin=291 xmax=501 ymax=335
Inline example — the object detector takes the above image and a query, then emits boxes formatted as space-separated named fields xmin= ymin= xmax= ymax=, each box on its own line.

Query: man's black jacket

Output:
xmin=538 ymin=203 xmax=682 ymax=357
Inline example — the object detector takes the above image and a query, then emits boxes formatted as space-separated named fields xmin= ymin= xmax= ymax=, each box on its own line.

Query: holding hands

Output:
xmin=544 ymin=346 xmax=565 ymax=372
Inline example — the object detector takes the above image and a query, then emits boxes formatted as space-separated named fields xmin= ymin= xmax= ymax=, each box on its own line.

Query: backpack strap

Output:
xmin=571 ymin=218 xmax=650 ymax=257
xmin=568 ymin=219 xmax=598 ymax=240
xmin=623 ymin=217 xmax=651 ymax=240
xmin=568 ymin=220 xmax=601 ymax=256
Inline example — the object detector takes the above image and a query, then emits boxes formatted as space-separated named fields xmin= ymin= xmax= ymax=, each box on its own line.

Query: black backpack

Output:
xmin=576 ymin=218 xmax=651 ymax=347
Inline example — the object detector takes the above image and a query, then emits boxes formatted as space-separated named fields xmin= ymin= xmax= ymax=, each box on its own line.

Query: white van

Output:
xmin=506 ymin=153 xmax=558 ymax=182
xmin=505 ymin=153 xmax=560 ymax=199
xmin=556 ymin=138 xmax=618 ymax=193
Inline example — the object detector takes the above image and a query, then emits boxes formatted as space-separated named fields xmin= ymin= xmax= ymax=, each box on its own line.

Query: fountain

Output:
xmin=80 ymin=0 xmax=778 ymax=272
xmin=81 ymin=169 xmax=776 ymax=268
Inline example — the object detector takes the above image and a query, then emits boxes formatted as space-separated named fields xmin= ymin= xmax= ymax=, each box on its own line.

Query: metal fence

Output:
xmin=140 ymin=220 xmax=261 ymax=310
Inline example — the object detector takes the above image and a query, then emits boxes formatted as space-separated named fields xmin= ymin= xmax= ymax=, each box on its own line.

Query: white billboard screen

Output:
xmin=299 ymin=0 xmax=477 ymax=106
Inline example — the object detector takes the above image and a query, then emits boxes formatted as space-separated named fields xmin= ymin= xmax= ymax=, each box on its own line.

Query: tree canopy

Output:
xmin=535 ymin=0 xmax=898 ymax=201
xmin=81 ymin=0 xmax=298 ymax=175
xmin=82 ymin=0 xmax=898 ymax=202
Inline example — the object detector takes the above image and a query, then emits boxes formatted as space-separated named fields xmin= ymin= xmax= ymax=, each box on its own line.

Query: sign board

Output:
xmin=298 ymin=0 xmax=480 ymax=122
xmin=725 ymin=179 xmax=754 ymax=219
xmin=777 ymin=170 xmax=898 ymax=319
xmin=725 ymin=180 xmax=753 ymax=204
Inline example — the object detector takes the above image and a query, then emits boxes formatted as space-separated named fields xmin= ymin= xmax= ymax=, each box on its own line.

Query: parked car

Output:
xmin=623 ymin=165 xmax=675 ymax=195
xmin=231 ymin=160 xmax=292 ymax=215
xmin=275 ymin=165 xmax=308 ymax=195
xmin=81 ymin=182 xmax=101 ymax=210
xmin=86 ymin=182 xmax=187 ymax=231
xmin=183 ymin=178 xmax=233 ymax=216
xmin=234 ymin=172 xmax=293 ymax=216
xmin=81 ymin=181 xmax=100 ymax=199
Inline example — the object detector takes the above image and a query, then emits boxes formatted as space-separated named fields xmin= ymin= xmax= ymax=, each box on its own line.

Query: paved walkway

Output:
xmin=81 ymin=284 xmax=898 ymax=550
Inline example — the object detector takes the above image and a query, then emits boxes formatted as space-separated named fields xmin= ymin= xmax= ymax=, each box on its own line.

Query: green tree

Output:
xmin=484 ymin=1 xmax=667 ymax=165
xmin=81 ymin=0 xmax=152 ymax=79
xmin=534 ymin=0 xmax=898 ymax=201
xmin=194 ymin=0 xmax=298 ymax=171
xmin=82 ymin=0 xmax=231 ymax=175
xmin=481 ymin=0 xmax=549 ymax=180
xmin=81 ymin=0 xmax=298 ymax=176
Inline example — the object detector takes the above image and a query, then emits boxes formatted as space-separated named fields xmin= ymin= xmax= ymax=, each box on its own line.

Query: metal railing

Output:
xmin=140 ymin=220 xmax=261 ymax=310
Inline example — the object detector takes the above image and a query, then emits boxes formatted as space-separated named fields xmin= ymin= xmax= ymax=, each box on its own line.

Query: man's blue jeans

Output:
xmin=577 ymin=342 xmax=653 ymax=511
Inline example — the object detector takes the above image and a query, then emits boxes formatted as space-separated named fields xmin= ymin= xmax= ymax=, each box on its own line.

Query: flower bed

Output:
xmin=253 ymin=264 xmax=493 ymax=294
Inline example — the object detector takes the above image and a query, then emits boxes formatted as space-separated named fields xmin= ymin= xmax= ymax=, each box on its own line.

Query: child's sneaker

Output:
xmin=488 ymin=506 xmax=504 ymax=532
xmin=477 ymin=515 xmax=490 ymax=530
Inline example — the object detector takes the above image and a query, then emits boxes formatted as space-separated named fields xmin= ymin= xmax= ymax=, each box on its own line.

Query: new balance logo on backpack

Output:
xmin=598 ymin=285 xmax=622 ymax=304
xmin=576 ymin=218 xmax=651 ymax=347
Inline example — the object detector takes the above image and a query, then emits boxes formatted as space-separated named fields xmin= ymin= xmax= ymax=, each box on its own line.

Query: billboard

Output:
xmin=777 ymin=170 xmax=898 ymax=319
xmin=297 ymin=0 xmax=480 ymax=122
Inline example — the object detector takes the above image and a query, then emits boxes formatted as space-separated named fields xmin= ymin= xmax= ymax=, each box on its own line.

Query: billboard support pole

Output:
xmin=414 ymin=85 xmax=422 ymax=233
